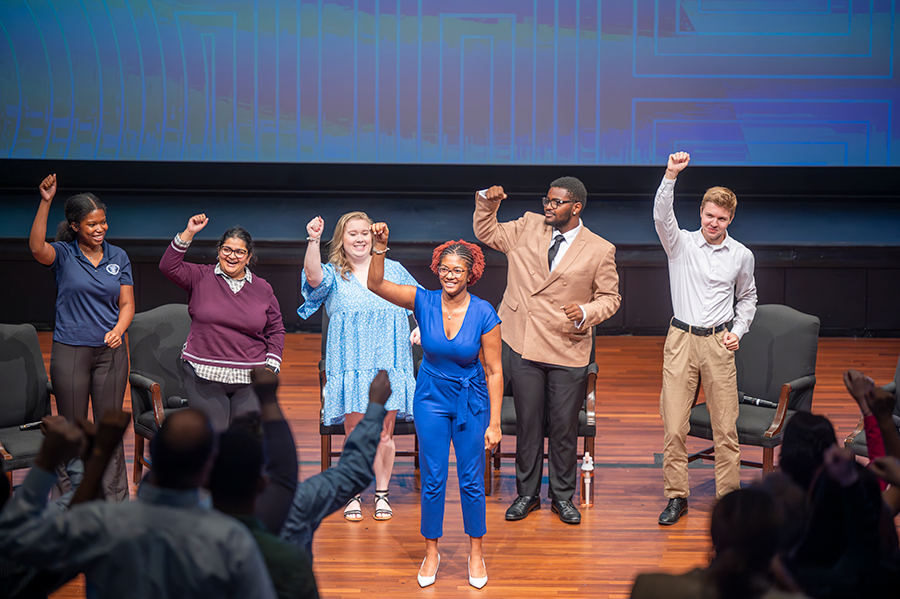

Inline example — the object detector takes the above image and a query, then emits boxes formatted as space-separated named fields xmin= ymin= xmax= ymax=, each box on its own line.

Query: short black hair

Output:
xmin=549 ymin=176 xmax=587 ymax=209
xmin=779 ymin=411 xmax=837 ymax=491
xmin=149 ymin=410 xmax=215 ymax=489
xmin=208 ymin=428 xmax=264 ymax=505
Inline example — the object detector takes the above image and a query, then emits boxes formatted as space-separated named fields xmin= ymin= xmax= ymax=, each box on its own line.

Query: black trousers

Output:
xmin=181 ymin=361 xmax=259 ymax=432
xmin=508 ymin=345 xmax=588 ymax=501
xmin=50 ymin=341 xmax=129 ymax=502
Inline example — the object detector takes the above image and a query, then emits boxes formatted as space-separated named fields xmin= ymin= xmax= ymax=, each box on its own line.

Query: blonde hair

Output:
xmin=701 ymin=186 xmax=737 ymax=216
xmin=328 ymin=211 xmax=374 ymax=281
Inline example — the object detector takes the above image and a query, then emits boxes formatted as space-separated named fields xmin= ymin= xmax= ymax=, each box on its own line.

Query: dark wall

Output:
xmin=6 ymin=240 xmax=899 ymax=337
xmin=3 ymin=159 xmax=898 ymax=336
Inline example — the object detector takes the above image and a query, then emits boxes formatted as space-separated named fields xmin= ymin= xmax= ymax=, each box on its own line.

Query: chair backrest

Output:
xmin=321 ymin=309 xmax=423 ymax=375
xmin=0 ymin=323 xmax=50 ymax=427
xmin=735 ymin=304 xmax=820 ymax=411
xmin=127 ymin=304 xmax=192 ymax=406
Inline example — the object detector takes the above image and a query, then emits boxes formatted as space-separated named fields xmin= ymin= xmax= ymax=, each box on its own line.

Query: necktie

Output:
xmin=547 ymin=234 xmax=565 ymax=270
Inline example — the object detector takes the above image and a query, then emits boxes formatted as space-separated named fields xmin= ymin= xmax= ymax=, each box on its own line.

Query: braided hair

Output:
xmin=430 ymin=239 xmax=486 ymax=286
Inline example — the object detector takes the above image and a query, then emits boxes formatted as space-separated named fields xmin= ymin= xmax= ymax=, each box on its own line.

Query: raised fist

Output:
xmin=306 ymin=215 xmax=324 ymax=239
xmin=666 ymin=152 xmax=691 ymax=175
xmin=369 ymin=370 xmax=392 ymax=406
xmin=39 ymin=174 xmax=57 ymax=202
xmin=483 ymin=185 xmax=507 ymax=202
xmin=371 ymin=222 xmax=390 ymax=250
xmin=186 ymin=213 xmax=209 ymax=235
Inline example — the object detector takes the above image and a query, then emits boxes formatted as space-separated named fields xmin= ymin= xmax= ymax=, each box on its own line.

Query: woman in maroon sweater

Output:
xmin=160 ymin=214 xmax=285 ymax=431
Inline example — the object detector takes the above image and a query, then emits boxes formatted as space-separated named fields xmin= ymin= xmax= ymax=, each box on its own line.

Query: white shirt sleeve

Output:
xmin=653 ymin=177 xmax=683 ymax=259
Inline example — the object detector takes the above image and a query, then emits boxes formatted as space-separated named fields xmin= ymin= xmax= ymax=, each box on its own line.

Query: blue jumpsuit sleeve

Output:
xmin=298 ymin=263 xmax=337 ymax=319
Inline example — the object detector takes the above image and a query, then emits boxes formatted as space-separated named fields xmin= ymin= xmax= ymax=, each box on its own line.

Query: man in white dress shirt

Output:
xmin=653 ymin=151 xmax=758 ymax=525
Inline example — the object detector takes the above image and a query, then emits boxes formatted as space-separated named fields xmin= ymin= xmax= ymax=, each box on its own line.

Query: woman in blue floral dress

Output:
xmin=298 ymin=212 xmax=419 ymax=522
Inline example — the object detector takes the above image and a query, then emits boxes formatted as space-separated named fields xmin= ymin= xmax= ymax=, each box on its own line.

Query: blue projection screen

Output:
xmin=0 ymin=0 xmax=896 ymax=165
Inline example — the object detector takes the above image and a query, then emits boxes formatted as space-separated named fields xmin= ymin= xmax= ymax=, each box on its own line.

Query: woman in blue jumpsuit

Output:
xmin=367 ymin=223 xmax=503 ymax=590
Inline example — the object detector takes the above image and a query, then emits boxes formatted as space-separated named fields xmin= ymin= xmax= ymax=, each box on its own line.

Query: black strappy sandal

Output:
xmin=343 ymin=494 xmax=363 ymax=522
xmin=373 ymin=490 xmax=393 ymax=521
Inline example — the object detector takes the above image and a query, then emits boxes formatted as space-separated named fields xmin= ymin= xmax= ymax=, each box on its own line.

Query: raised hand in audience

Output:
xmin=844 ymin=369 xmax=876 ymax=414
xmin=869 ymin=456 xmax=900 ymax=488
xmin=33 ymin=416 xmax=87 ymax=472
xmin=368 ymin=370 xmax=392 ymax=406
xmin=71 ymin=411 xmax=131 ymax=504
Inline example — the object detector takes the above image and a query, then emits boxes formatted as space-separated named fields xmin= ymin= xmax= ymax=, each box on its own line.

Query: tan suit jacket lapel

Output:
xmin=536 ymin=227 xmax=588 ymax=294
xmin=537 ymin=225 xmax=553 ymax=278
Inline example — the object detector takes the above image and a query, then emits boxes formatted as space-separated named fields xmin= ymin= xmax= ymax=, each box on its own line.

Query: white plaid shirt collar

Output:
xmin=214 ymin=263 xmax=252 ymax=293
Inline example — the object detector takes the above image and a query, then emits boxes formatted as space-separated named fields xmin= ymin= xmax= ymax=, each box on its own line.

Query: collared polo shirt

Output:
xmin=50 ymin=240 xmax=133 ymax=347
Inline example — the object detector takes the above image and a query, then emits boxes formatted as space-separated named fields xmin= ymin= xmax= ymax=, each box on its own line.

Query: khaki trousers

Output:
xmin=660 ymin=326 xmax=740 ymax=500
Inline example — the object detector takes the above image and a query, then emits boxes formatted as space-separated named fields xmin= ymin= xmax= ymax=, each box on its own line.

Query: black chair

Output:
xmin=844 ymin=354 xmax=900 ymax=457
xmin=127 ymin=304 xmax=191 ymax=483
xmin=687 ymin=304 xmax=820 ymax=474
xmin=319 ymin=310 xmax=421 ymax=471
xmin=485 ymin=329 xmax=599 ymax=495
xmin=0 ymin=323 xmax=53 ymax=486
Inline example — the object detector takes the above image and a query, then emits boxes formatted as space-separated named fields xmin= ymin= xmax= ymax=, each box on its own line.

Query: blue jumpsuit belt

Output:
xmin=419 ymin=361 xmax=483 ymax=426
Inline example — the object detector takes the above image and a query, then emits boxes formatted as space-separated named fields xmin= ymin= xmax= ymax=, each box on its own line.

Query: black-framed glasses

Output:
xmin=437 ymin=266 xmax=467 ymax=278
xmin=541 ymin=197 xmax=575 ymax=209
xmin=220 ymin=246 xmax=248 ymax=258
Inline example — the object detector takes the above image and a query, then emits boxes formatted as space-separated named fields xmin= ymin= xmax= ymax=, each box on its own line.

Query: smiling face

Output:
xmin=218 ymin=237 xmax=251 ymax=278
xmin=341 ymin=218 xmax=373 ymax=261
xmin=72 ymin=209 xmax=108 ymax=248
xmin=438 ymin=253 xmax=469 ymax=297
xmin=699 ymin=201 xmax=734 ymax=245
xmin=543 ymin=186 xmax=580 ymax=231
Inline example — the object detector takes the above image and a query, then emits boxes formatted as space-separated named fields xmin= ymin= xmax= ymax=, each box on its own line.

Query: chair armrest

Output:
xmin=763 ymin=375 xmax=815 ymax=438
xmin=129 ymin=373 xmax=166 ymax=428
xmin=844 ymin=415 xmax=866 ymax=446
xmin=585 ymin=364 xmax=598 ymax=427
xmin=0 ymin=440 xmax=11 ymax=461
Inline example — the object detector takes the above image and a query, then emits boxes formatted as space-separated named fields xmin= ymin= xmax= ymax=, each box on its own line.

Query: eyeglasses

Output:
xmin=437 ymin=266 xmax=467 ymax=278
xmin=542 ymin=197 xmax=576 ymax=210
xmin=220 ymin=246 xmax=248 ymax=258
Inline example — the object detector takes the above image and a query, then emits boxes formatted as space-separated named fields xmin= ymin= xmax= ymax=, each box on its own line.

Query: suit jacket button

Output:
xmin=546 ymin=318 xmax=550 ymax=322
xmin=562 ymin=282 xmax=567 ymax=286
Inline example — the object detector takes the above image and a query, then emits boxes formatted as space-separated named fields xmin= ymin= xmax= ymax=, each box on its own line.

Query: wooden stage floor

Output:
xmin=22 ymin=333 xmax=899 ymax=598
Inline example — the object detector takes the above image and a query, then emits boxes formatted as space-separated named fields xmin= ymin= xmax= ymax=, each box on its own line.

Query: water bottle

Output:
xmin=580 ymin=451 xmax=594 ymax=508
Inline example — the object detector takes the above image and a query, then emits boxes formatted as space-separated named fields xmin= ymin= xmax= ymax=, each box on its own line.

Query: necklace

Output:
xmin=442 ymin=294 xmax=470 ymax=320
xmin=79 ymin=243 xmax=102 ymax=261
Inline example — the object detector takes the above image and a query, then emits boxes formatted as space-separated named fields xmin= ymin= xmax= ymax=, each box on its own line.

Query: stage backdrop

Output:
xmin=1 ymin=0 xmax=897 ymax=165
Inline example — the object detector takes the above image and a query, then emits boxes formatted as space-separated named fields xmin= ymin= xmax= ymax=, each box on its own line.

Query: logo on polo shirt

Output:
xmin=106 ymin=264 xmax=120 ymax=276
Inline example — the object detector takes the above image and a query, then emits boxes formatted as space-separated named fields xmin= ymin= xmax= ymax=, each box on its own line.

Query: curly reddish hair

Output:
xmin=430 ymin=239 xmax=486 ymax=286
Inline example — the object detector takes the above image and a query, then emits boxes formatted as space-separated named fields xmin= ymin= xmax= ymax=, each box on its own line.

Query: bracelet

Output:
xmin=372 ymin=247 xmax=389 ymax=255
xmin=306 ymin=237 xmax=320 ymax=242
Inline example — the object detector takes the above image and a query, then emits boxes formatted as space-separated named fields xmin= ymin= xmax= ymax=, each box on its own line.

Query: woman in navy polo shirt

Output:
xmin=28 ymin=174 xmax=134 ymax=501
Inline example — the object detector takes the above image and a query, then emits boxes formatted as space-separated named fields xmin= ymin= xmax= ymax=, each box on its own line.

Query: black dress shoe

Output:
xmin=658 ymin=497 xmax=688 ymax=525
xmin=505 ymin=495 xmax=541 ymax=521
xmin=550 ymin=500 xmax=581 ymax=524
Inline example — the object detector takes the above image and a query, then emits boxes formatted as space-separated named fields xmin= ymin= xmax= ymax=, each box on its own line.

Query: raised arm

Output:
xmin=481 ymin=325 xmax=503 ymax=450
xmin=159 ymin=214 xmax=208 ymax=290
xmin=472 ymin=185 xmax=528 ymax=253
xmin=367 ymin=222 xmax=416 ymax=311
xmin=653 ymin=153 xmax=690 ymax=258
xmin=30 ymin=174 xmax=59 ymax=266
xmin=303 ymin=216 xmax=326 ymax=288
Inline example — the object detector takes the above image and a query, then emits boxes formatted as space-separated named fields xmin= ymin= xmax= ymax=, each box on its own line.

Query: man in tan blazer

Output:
xmin=474 ymin=177 xmax=620 ymax=524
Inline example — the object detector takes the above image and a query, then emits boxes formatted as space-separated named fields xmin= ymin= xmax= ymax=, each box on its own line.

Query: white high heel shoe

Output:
xmin=417 ymin=554 xmax=440 ymax=588
xmin=468 ymin=556 xmax=488 ymax=589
